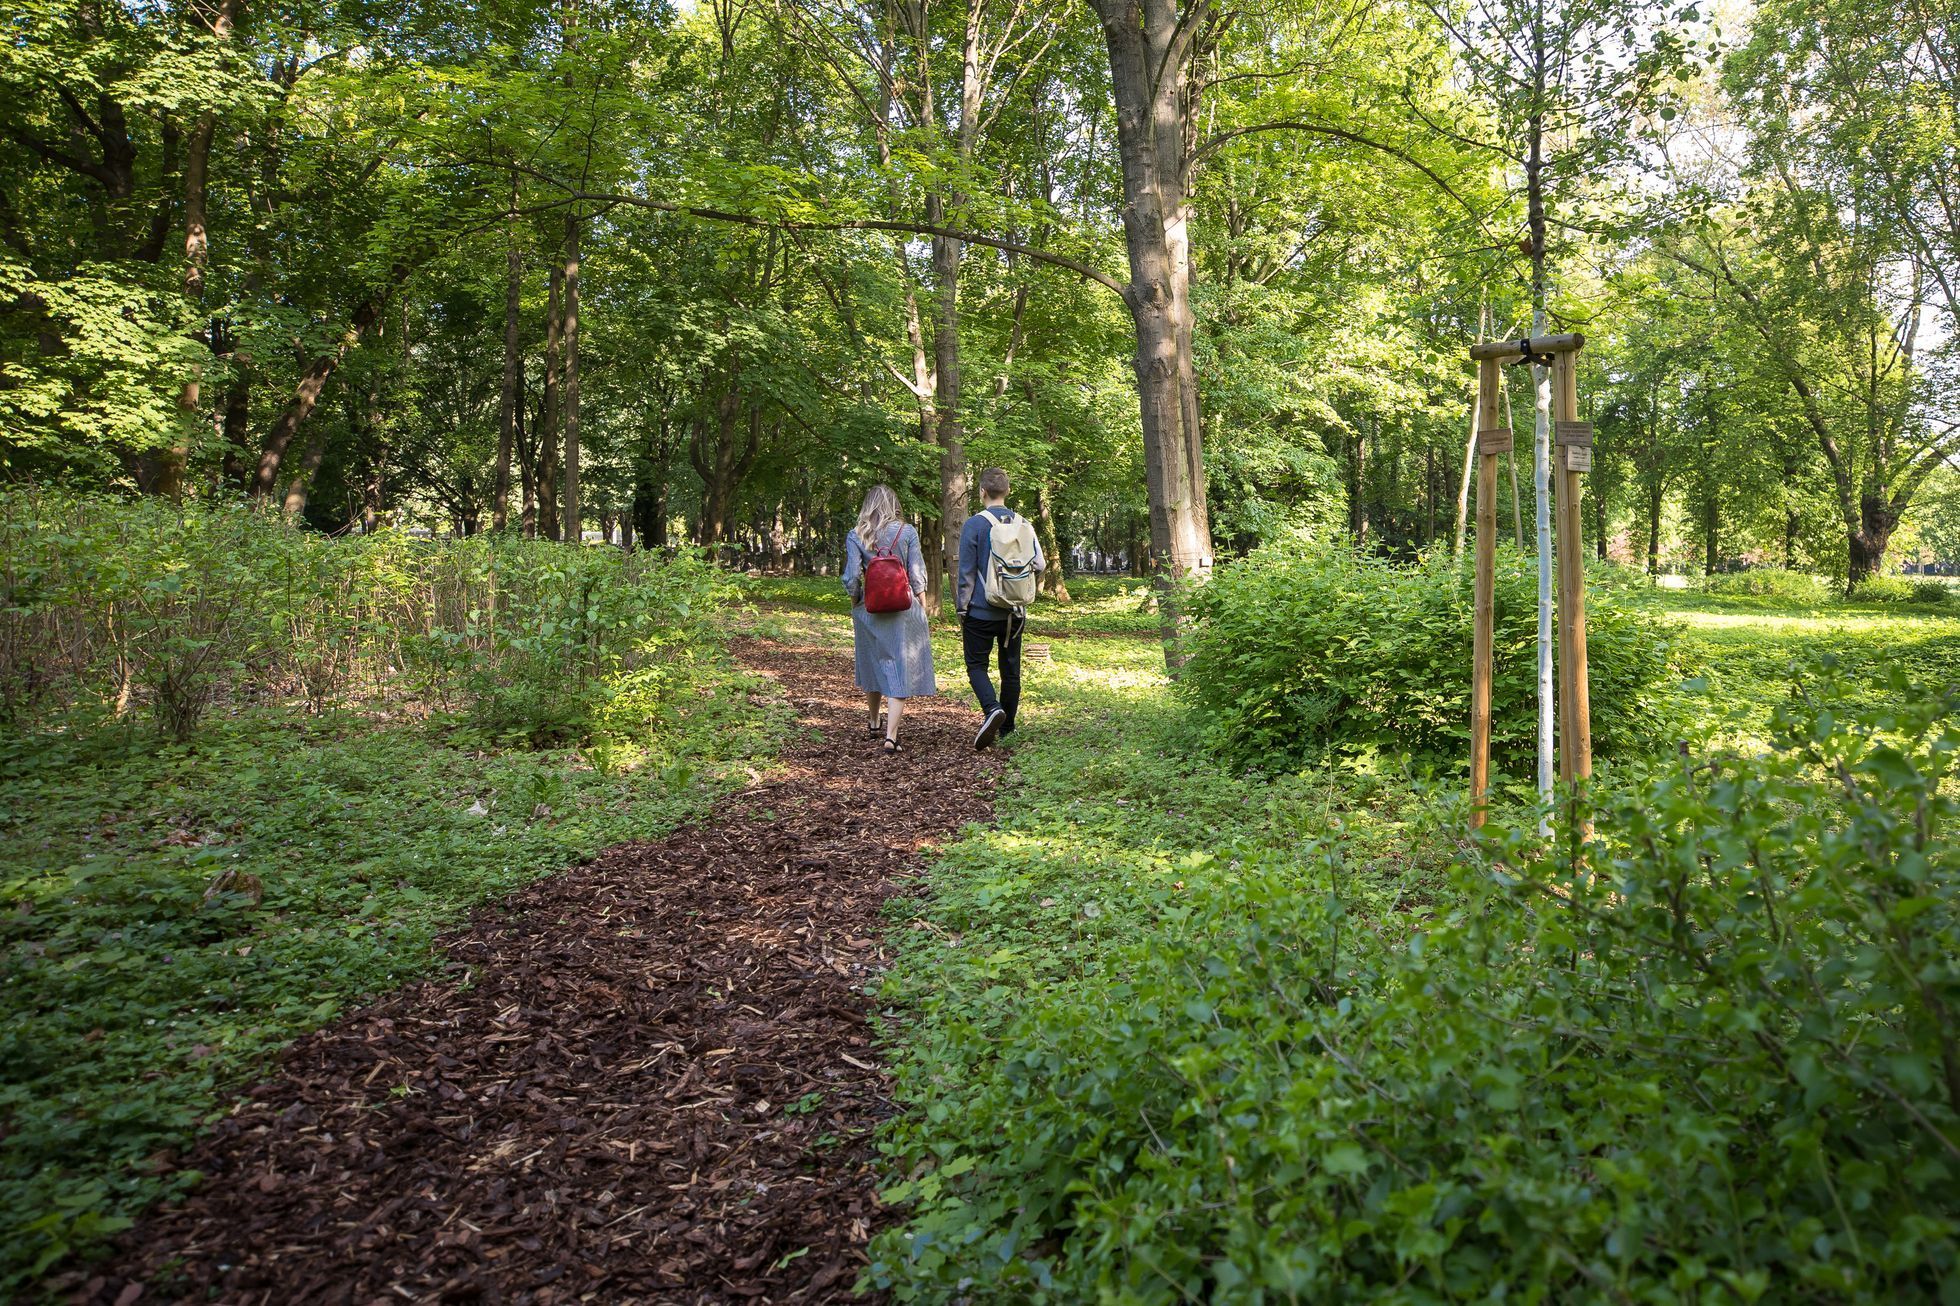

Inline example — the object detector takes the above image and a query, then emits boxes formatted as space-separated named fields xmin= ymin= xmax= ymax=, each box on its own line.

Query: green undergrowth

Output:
xmin=868 ymin=604 xmax=1960 ymax=1301
xmin=865 ymin=631 xmax=1465 ymax=1294
xmin=0 ymin=648 xmax=790 ymax=1292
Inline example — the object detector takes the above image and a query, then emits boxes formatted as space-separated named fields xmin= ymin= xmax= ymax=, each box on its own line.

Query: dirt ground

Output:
xmin=78 ymin=639 xmax=1001 ymax=1305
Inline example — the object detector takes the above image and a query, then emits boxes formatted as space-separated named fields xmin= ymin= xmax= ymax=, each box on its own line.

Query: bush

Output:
xmin=1179 ymin=543 xmax=1684 ymax=773
xmin=0 ymin=489 xmax=736 ymax=745
xmin=1852 ymin=575 xmax=1915 ymax=603
xmin=1704 ymin=568 xmax=1831 ymax=603
xmin=1911 ymin=580 xmax=1952 ymax=605
xmin=869 ymin=669 xmax=1960 ymax=1302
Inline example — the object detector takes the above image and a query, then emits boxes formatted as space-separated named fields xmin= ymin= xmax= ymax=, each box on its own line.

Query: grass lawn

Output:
xmin=1643 ymin=590 xmax=1960 ymax=721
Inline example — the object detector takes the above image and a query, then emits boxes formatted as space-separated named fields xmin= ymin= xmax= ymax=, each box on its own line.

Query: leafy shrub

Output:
xmin=1704 ymin=567 xmax=1830 ymax=603
xmin=1852 ymin=574 xmax=1915 ymax=603
xmin=0 ymin=488 xmax=736 ymax=745
xmin=1179 ymin=543 xmax=1684 ymax=773
xmin=1910 ymin=580 xmax=1952 ymax=605
xmin=870 ymin=669 xmax=1960 ymax=1301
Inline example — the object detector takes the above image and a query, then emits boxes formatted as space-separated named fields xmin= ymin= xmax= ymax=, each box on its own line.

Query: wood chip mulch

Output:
xmin=75 ymin=638 xmax=1002 ymax=1305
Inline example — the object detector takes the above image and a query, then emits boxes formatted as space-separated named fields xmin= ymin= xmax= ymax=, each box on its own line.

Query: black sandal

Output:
xmin=881 ymin=738 xmax=903 ymax=754
xmin=866 ymin=720 xmax=883 ymax=736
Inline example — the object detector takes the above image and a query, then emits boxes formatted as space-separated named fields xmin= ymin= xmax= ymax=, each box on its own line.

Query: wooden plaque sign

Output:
xmin=1478 ymin=426 xmax=1514 ymax=455
xmin=1555 ymin=420 xmax=1594 ymax=448
xmin=1565 ymin=445 xmax=1593 ymax=473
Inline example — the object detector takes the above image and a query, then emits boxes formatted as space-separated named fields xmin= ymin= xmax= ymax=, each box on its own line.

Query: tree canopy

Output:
xmin=4 ymin=0 xmax=1956 ymax=625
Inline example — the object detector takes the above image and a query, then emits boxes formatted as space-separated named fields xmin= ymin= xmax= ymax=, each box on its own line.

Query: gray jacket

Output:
xmin=957 ymin=505 xmax=1045 ymax=616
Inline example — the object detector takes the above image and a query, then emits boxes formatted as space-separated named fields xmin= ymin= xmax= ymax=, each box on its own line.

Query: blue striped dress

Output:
xmin=842 ymin=524 xmax=937 ymax=698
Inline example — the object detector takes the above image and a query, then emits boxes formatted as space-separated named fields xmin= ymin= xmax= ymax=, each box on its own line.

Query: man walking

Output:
xmin=957 ymin=467 xmax=1044 ymax=750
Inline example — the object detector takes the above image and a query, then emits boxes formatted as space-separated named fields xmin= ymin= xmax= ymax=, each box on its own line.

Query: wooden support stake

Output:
xmin=1552 ymin=351 xmax=1594 ymax=839
xmin=1471 ymin=357 xmax=1502 ymax=827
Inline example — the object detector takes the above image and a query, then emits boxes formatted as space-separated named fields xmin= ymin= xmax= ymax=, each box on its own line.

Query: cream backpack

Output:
xmin=985 ymin=511 xmax=1040 ymax=610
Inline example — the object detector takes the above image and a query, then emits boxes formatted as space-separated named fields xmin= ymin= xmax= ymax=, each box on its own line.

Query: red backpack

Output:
xmin=862 ymin=525 xmax=912 ymax=613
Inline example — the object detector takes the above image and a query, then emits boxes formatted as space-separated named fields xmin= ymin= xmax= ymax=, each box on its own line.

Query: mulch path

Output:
xmin=77 ymin=639 xmax=1002 ymax=1305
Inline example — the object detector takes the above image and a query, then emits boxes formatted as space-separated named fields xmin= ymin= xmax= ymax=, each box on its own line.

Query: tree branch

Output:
xmin=1194 ymin=120 xmax=1497 ymax=244
xmin=504 ymin=167 xmax=1131 ymax=300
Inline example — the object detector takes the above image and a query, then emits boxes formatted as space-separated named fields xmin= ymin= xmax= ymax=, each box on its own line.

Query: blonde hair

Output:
xmin=855 ymin=484 xmax=903 ymax=552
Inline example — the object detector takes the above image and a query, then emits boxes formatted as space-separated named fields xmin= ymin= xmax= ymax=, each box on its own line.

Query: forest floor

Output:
xmin=25 ymin=574 xmax=1957 ymax=1301
xmin=73 ymin=637 xmax=1003 ymax=1305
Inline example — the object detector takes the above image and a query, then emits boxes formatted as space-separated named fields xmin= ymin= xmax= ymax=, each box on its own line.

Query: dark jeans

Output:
xmin=961 ymin=611 xmax=1022 ymax=725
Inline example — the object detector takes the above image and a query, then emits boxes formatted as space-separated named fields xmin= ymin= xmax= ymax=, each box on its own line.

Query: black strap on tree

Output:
xmin=1510 ymin=338 xmax=1555 ymax=370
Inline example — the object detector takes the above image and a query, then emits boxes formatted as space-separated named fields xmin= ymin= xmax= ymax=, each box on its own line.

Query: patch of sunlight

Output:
xmin=1048 ymin=661 xmax=1169 ymax=696
xmin=1671 ymin=611 xmax=1856 ymax=632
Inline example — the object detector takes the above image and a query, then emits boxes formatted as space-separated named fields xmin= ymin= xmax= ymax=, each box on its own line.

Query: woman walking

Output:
xmin=842 ymin=485 xmax=935 ymax=753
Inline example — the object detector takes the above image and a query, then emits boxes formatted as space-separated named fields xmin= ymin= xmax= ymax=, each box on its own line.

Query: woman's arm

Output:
xmin=842 ymin=533 xmax=863 ymax=599
xmin=904 ymin=526 xmax=928 ymax=594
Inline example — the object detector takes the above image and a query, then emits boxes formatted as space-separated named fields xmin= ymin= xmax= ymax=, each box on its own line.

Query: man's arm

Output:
xmin=956 ymin=516 xmax=979 ymax=614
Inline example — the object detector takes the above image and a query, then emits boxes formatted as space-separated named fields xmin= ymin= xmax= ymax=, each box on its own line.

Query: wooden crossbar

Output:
xmin=1468 ymin=332 xmax=1586 ymax=362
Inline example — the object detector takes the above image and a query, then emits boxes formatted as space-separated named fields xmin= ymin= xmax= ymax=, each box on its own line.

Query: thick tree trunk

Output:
xmin=253 ymin=274 xmax=402 ymax=496
xmin=219 ymin=368 xmax=252 ymax=489
xmin=281 ymin=428 xmax=328 ymax=518
xmin=1847 ymin=489 xmax=1898 ymax=589
xmin=927 ymin=206 xmax=967 ymax=618
xmin=1348 ymin=422 xmax=1369 ymax=544
xmin=690 ymin=387 xmax=761 ymax=550
xmin=165 ymin=72 xmax=224 ymax=498
xmin=633 ymin=416 xmax=672 ymax=551
xmin=560 ymin=214 xmax=581 ymax=543
xmin=1034 ymin=482 xmax=1070 ymax=601
xmin=1094 ymin=0 xmax=1214 ymax=665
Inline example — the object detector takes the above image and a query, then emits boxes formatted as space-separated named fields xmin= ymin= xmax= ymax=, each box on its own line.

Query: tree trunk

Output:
xmin=1093 ymin=0 xmax=1215 ymax=665
xmin=362 ymin=460 xmax=384 ymax=533
xmin=219 ymin=368 xmax=252 ymax=489
xmin=281 ymin=428 xmax=329 ymax=518
xmin=1848 ymin=489 xmax=1898 ymax=589
xmin=494 ymin=177 xmax=521 ymax=531
xmin=1034 ymin=482 xmax=1070 ymax=601
xmin=153 ymin=0 xmax=242 ymax=499
xmin=690 ymin=387 xmax=761 ymax=550
xmin=1646 ymin=478 xmax=1663 ymax=577
xmin=928 ymin=207 xmax=967 ymax=619
xmin=1702 ymin=493 xmax=1720 ymax=576
xmin=1348 ymin=421 xmax=1368 ymax=544
xmin=253 ymin=273 xmax=402 ymax=496
xmin=539 ymin=263 xmax=563 ymax=541
xmin=1525 ymin=0 xmax=1555 ymax=819
xmin=633 ymin=415 xmax=673 ymax=551
xmin=560 ymin=213 xmax=581 ymax=543
xmin=518 ymin=375 xmax=538 ymax=538
xmin=1424 ymin=444 xmax=1436 ymax=544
